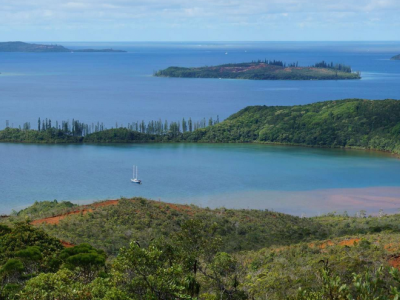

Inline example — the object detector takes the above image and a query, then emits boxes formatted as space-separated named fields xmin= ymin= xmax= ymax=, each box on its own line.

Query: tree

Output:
xmin=15 ymin=246 xmax=43 ymax=274
xmin=112 ymin=241 xmax=197 ymax=299
xmin=182 ymin=118 xmax=187 ymax=133
xmin=59 ymin=243 xmax=106 ymax=283
xmin=0 ymin=258 xmax=24 ymax=284
xmin=19 ymin=269 xmax=90 ymax=300
xmin=188 ymin=118 xmax=193 ymax=132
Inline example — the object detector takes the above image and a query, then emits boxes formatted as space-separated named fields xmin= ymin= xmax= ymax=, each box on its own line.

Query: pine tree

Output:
xmin=188 ymin=118 xmax=193 ymax=132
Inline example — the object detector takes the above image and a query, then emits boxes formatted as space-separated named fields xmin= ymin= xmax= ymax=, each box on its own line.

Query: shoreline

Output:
xmin=1 ymin=139 xmax=399 ymax=158
xmin=4 ymin=186 xmax=400 ymax=218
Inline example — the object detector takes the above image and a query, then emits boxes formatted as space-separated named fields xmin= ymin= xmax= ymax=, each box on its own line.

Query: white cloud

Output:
xmin=0 ymin=0 xmax=398 ymax=40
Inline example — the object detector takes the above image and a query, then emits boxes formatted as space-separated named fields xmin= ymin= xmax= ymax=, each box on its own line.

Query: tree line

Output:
xmin=311 ymin=60 xmax=354 ymax=73
xmin=251 ymin=59 xmax=355 ymax=73
xmin=4 ymin=115 xmax=220 ymax=136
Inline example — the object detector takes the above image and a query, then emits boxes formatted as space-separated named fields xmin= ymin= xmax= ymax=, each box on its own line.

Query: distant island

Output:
xmin=391 ymin=54 xmax=400 ymax=60
xmin=154 ymin=60 xmax=361 ymax=80
xmin=0 ymin=41 xmax=126 ymax=53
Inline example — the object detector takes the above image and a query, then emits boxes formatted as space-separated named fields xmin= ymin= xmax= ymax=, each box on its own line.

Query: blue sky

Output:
xmin=0 ymin=0 xmax=399 ymax=41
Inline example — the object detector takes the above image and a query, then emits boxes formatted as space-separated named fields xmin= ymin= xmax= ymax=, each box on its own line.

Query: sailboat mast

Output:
xmin=136 ymin=166 xmax=138 ymax=179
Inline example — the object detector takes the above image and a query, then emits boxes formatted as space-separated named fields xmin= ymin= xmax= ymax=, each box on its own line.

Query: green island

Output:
xmin=0 ymin=41 xmax=126 ymax=53
xmin=2 ymin=197 xmax=400 ymax=299
xmin=154 ymin=60 xmax=361 ymax=80
xmin=391 ymin=54 xmax=400 ymax=60
xmin=1 ymin=99 xmax=400 ymax=154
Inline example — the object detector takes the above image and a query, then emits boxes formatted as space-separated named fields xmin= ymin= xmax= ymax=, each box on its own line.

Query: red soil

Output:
xmin=31 ymin=199 xmax=194 ymax=226
xmin=60 ymin=240 xmax=75 ymax=248
xmin=388 ymin=255 xmax=400 ymax=269
xmin=338 ymin=238 xmax=360 ymax=246
xmin=384 ymin=243 xmax=400 ymax=252
xmin=31 ymin=200 xmax=119 ymax=225
xmin=309 ymin=238 xmax=360 ymax=249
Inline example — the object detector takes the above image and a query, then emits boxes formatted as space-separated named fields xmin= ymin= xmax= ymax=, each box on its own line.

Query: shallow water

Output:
xmin=1 ymin=142 xmax=399 ymax=215
xmin=1 ymin=41 xmax=400 ymax=215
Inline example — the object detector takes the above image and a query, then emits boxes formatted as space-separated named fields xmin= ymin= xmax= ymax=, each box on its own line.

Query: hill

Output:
xmin=0 ymin=41 xmax=126 ymax=53
xmin=3 ymin=199 xmax=400 ymax=299
xmin=155 ymin=61 xmax=361 ymax=80
xmin=392 ymin=54 xmax=400 ymax=60
xmin=188 ymin=99 xmax=400 ymax=154
xmin=20 ymin=198 xmax=329 ymax=255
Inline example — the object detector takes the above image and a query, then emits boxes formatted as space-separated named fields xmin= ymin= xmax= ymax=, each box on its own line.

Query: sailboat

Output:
xmin=131 ymin=165 xmax=142 ymax=184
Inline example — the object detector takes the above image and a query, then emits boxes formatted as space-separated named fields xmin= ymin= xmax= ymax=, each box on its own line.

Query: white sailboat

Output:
xmin=131 ymin=165 xmax=142 ymax=184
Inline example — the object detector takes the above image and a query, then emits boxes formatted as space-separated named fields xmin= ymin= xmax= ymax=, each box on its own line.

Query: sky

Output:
xmin=0 ymin=0 xmax=399 ymax=41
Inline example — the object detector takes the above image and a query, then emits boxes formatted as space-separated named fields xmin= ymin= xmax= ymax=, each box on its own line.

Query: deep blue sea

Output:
xmin=1 ymin=41 xmax=400 ymax=128
xmin=1 ymin=41 xmax=400 ymax=215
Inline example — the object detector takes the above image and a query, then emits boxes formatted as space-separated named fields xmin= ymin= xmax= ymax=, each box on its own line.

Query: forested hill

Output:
xmin=0 ymin=41 xmax=126 ymax=52
xmin=392 ymin=54 xmax=400 ymax=60
xmin=3 ymin=198 xmax=400 ymax=299
xmin=155 ymin=60 xmax=361 ymax=80
xmin=1 ymin=99 xmax=400 ymax=154
xmin=188 ymin=99 xmax=400 ymax=154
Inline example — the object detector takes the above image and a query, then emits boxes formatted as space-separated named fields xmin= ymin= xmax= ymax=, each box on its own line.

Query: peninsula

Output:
xmin=391 ymin=54 xmax=400 ymax=60
xmin=1 ymin=99 xmax=400 ymax=154
xmin=0 ymin=41 xmax=126 ymax=53
xmin=155 ymin=60 xmax=361 ymax=80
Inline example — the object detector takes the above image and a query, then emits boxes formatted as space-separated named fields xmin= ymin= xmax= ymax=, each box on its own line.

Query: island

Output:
xmin=154 ymin=60 xmax=361 ymax=80
xmin=0 ymin=41 xmax=126 ymax=53
xmin=391 ymin=54 xmax=400 ymax=60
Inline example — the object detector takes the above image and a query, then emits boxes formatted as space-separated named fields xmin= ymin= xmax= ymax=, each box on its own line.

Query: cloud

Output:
xmin=0 ymin=0 xmax=399 ymax=40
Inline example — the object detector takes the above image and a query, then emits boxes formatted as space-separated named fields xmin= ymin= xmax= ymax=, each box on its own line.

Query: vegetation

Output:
xmin=15 ymin=200 xmax=77 ymax=220
xmin=3 ymin=199 xmax=400 ymax=299
xmin=154 ymin=60 xmax=361 ymax=80
xmin=0 ymin=115 xmax=218 ymax=143
xmin=243 ymin=234 xmax=400 ymax=299
xmin=25 ymin=198 xmax=328 ymax=255
xmin=0 ymin=41 xmax=126 ymax=53
xmin=187 ymin=99 xmax=400 ymax=154
xmin=391 ymin=54 xmax=400 ymax=60
xmin=1 ymin=99 xmax=400 ymax=154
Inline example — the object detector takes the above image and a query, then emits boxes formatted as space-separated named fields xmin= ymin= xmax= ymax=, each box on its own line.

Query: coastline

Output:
xmin=181 ymin=186 xmax=400 ymax=216
xmin=1 ymin=139 xmax=399 ymax=158
xmin=154 ymin=75 xmax=361 ymax=81
xmin=7 ymin=186 xmax=400 ymax=218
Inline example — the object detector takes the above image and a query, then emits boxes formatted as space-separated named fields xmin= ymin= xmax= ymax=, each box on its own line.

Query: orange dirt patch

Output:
xmin=309 ymin=240 xmax=334 ymax=249
xmin=309 ymin=238 xmax=360 ymax=249
xmin=384 ymin=243 xmax=400 ymax=253
xmin=338 ymin=238 xmax=360 ymax=246
xmin=60 ymin=240 xmax=75 ymax=248
xmin=388 ymin=255 xmax=400 ymax=270
xmin=31 ymin=199 xmax=194 ymax=226
xmin=31 ymin=200 xmax=119 ymax=225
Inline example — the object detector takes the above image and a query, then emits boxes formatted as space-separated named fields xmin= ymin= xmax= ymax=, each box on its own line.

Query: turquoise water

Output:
xmin=1 ymin=142 xmax=399 ymax=215
xmin=1 ymin=41 xmax=400 ymax=215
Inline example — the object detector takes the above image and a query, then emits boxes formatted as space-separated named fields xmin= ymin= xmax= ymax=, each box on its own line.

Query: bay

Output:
xmin=1 ymin=142 xmax=399 ymax=215
xmin=1 ymin=41 xmax=400 ymax=216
